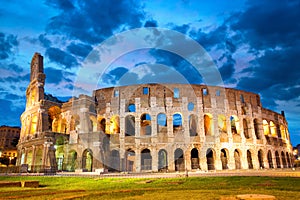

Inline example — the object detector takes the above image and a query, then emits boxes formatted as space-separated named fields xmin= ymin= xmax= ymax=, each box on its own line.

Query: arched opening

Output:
xmin=220 ymin=149 xmax=228 ymax=170
xmin=90 ymin=116 xmax=97 ymax=132
xmin=66 ymin=150 xmax=77 ymax=172
xmin=110 ymin=150 xmax=120 ymax=172
xmin=30 ymin=115 xmax=38 ymax=135
xmin=253 ymin=119 xmax=260 ymax=139
xmin=102 ymin=136 xmax=110 ymax=152
xmin=281 ymin=151 xmax=287 ymax=168
xmin=82 ymin=149 xmax=93 ymax=172
xmin=280 ymin=125 xmax=286 ymax=139
xmin=188 ymin=102 xmax=194 ymax=111
xmin=34 ymin=149 xmax=43 ymax=171
xmin=140 ymin=113 xmax=151 ymax=136
xmin=234 ymin=149 xmax=241 ymax=169
xmin=247 ymin=150 xmax=253 ymax=169
xmin=157 ymin=113 xmax=167 ymax=133
xmin=286 ymin=152 xmax=291 ymax=168
xmin=158 ymin=149 xmax=168 ymax=172
xmin=189 ymin=115 xmax=198 ymax=136
xmin=174 ymin=148 xmax=184 ymax=171
xmin=243 ymin=119 xmax=250 ymax=139
xmin=275 ymin=151 xmax=281 ymax=168
xmin=109 ymin=115 xmax=120 ymax=134
xmin=276 ymin=125 xmax=281 ymax=138
xmin=191 ymin=148 xmax=199 ymax=169
xmin=55 ymin=136 xmax=65 ymax=171
xmin=204 ymin=114 xmax=213 ymax=136
xmin=263 ymin=120 xmax=270 ymax=135
xmin=127 ymin=104 xmax=136 ymax=112
xmin=218 ymin=115 xmax=227 ymax=134
xmin=206 ymin=148 xmax=215 ymax=170
xmin=125 ymin=115 xmax=135 ymax=136
xmin=258 ymin=150 xmax=264 ymax=168
xmin=48 ymin=106 xmax=61 ymax=132
xmin=141 ymin=149 xmax=152 ymax=170
xmin=267 ymin=150 xmax=273 ymax=168
xmin=99 ymin=118 xmax=106 ymax=132
xmin=270 ymin=121 xmax=277 ymax=137
xmin=230 ymin=115 xmax=239 ymax=135
xmin=173 ymin=113 xmax=183 ymax=133
xmin=70 ymin=115 xmax=80 ymax=132
xmin=125 ymin=149 xmax=135 ymax=172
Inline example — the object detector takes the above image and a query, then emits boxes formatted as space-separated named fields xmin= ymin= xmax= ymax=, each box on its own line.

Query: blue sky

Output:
xmin=0 ymin=0 xmax=300 ymax=145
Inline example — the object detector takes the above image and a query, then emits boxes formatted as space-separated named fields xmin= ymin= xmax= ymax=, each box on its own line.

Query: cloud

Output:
xmin=45 ymin=47 xmax=78 ymax=68
xmin=67 ymin=42 xmax=92 ymax=58
xmin=0 ymin=32 xmax=18 ymax=60
xmin=38 ymin=34 xmax=51 ymax=48
xmin=46 ymin=0 xmax=145 ymax=44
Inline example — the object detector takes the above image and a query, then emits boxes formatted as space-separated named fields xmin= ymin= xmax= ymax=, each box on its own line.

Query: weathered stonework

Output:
xmin=16 ymin=53 xmax=293 ymax=173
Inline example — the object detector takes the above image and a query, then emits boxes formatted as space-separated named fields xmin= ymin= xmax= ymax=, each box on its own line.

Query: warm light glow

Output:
xmin=109 ymin=115 xmax=120 ymax=134
xmin=30 ymin=115 xmax=37 ymax=134
xmin=263 ymin=120 xmax=270 ymax=135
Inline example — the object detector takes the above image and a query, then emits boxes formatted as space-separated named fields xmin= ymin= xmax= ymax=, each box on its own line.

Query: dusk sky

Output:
xmin=0 ymin=0 xmax=299 ymax=145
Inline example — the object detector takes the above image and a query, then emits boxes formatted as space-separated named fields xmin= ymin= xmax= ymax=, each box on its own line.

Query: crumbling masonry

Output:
xmin=17 ymin=53 xmax=293 ymax=173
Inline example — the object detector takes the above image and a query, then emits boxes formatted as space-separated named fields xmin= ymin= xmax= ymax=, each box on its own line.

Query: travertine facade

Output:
xmin=17 ymin=53 xmax=293 ymax=173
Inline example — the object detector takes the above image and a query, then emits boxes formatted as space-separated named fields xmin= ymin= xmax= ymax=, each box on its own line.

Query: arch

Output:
xmin=263 ymin=119 xmax=270 ymax=135
xmin=206 ymin=148 xmax=215 ymax=170
xmin=174 ymin=148 xmax=185 ymax=171
xmin=191 ymin=148 xmax=199 ymax=169
xmin=247 ymin=150 xmax=253 ymax=169
xmin=34 ymin=148 xmax=43 ymax=168
xmin=253 ymin=119 xmax=260 ymax=139
xmin=82 ymin=149 xmax=93 ymax=172
xmin=70 ymin=115 xmax=80 ymax=132
xmin=125 ymin=115 xmax=135 ymax=136
xmin=258 ymin=149 xmax=264 ymax=168
xmin=48 ymin=106 xmax=61 ymax=131
xmin=158 ymin=149 xmax=168 ymax=172
xmin=141 ymin=149 xmax=152 ymax=170
xmin=286 ymin=152 xmax=291 ymax=168
xmin=188 ymin=102 xmax=195 ymax=111
xmin=281 ymin=151 xmax=287 ymax=168
xmin=243 ymin=119 xmax=250 ymax=139
xmin=220 ymin=148 xmax=229 ymax=170
xmin=275 ymin=151 xmax=281 ymax=168
xmin=234 ymin=149 xmax=241 ymax=169
xmin=218 ymin=115 xmax=227 ymax=134
xmin=189 ymin=114 xmax=198 ymax=136
xmin=110 ymin=150 xmax=120 ymax=172
xmin=140 ymin=113 xmax=152 ymax=136
xmin=109 ymin=115 xmax=120 ymax=134
xmin=280 ymin=125 xmax=286 ymax=139
xmin=125 ymin=149 xmax=135 ymax=172
xmin=267 ymin=150 xmax=273 ymax=168
xmin=230 ymin=115 xmax=240 ymax=135
xmin=276 ymin=125 xmax=281 ymax=138
xmin=66 ymin=150 xmax=77 ymax=172
xmin=204 ymin=114 xmax=213 ymax=136
xmin=128 ymin=104 xmax=136 ymax=112
xmin=157 ymin=113 xmax=167 ymax=133
xmin=270 ymin=121 xmax=277 ymax=137
xmin=60 ymin=118 xmax=67 ymax=133
xmin=98 ymin=117 xmax=106 ymax=132
xmin=30 ymin=115 xmax=38 ymax=135
xmin=90 ymin=116 xmax=97 ymax=132
xmin=173 ymin=113 xmax=183 ymax=133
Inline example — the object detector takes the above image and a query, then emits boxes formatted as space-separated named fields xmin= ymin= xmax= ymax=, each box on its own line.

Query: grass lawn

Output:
xmin=0 ymin=175 xmax=299 ymax=199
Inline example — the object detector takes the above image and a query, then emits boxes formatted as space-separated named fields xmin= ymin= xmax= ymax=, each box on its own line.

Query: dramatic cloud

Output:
xmin=0 ymin=32 xmax=18 ymax=60
xmin=45 ymin=47 xmax=78 ymax=68
xmin=46 ymin=0 xmax=145 ymax=44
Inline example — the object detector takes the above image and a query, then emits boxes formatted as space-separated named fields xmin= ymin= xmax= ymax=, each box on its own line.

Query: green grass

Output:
xmin=0 ymin=176 xmax=299 ymax=199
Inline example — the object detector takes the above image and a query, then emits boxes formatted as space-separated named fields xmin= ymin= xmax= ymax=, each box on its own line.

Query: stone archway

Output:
xmin=174 ymin=148 xmax=185 ymax=171
xmin=234 ymin=149 xmax=241 ymax=169
xmin=82 ymin=149 xmax=93 ymax=172
xmin=125 ymin=149 xmax=135 ymax=172
xmin=191 ymin=148 xmax=199 ymax=169
xmin=247 ymin=150 xmax=253 ymax=169
xmin=220 ymin=149 xmax=229 ymax=170
xmin=141 ymin=149 xmax=152 ymax=171
xmin=267 ymin=150 xmax=273 ymax=168
xmin=275 ymin=151 xmax=281 ymax=168
xmin=206 ymin=148 xmax=215 ymax=170
xmin=258 ymin=150 xmax=264 ymax=169
xmin=158 ymin=149 xmax=168 ymax=172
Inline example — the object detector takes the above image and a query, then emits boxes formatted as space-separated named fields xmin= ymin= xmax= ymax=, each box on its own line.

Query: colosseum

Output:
xmin=16 ymin=53 xmax=294 ymax=173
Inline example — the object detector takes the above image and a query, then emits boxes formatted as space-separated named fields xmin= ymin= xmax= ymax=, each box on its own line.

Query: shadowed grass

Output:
xmin=0 ymin=176 xmax=299 ymax=199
